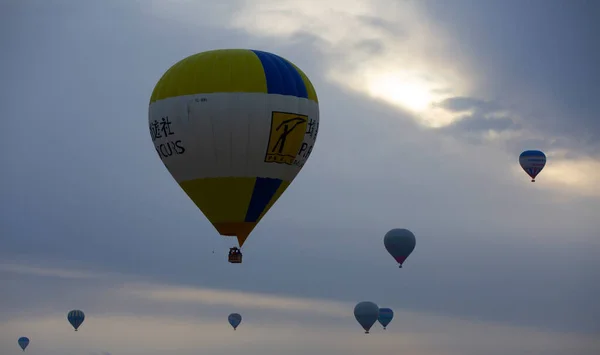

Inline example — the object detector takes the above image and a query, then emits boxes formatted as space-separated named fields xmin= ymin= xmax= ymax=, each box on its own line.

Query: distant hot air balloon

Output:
xmin=17 ymin=337 xmax=29 ymax=351
xmin=384 ymin=228 xmax=416 ymax=268
xmin=378 ymin=308 xmax=394 ymax=329
xmin=228 ymin=313 xmax=242 ymax=330
xmin=519 ymin=150 xmax=546 ymax=182
xmin=67 ymin=309 xmax=85 ymax=331
xmin=354 ymin=301 xmax=379 ymax=334
xmin=149 ymin=49 xmax=319 ymax=263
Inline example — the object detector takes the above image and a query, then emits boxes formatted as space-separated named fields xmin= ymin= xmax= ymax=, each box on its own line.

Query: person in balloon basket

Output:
xmin=228 ymin=247 xmax=242 ymax=263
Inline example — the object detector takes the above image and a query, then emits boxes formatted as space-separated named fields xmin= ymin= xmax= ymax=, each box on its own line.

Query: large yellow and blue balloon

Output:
xmin=519 ymin=150 xmax=546 ymax=182
xmin=149 ymin=49 xmax=319 ymax=248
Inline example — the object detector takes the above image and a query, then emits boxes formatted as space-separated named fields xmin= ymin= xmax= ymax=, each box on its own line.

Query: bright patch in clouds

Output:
xmin=529 ymin=156 xmax=600 ymax=197
xmin=146 ymin=0 xmax=472 ymax=127
xmin=366 ymin=71 xmax=439 ymax=112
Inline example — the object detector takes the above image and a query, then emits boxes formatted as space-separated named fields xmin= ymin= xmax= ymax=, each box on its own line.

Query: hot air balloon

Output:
xmin=228 ymin=313 xmax=242 ymax=330
xmin=67 ymin=309 xmax=85 ymax=331
xmin=384 ymin=228 xmax=416 ymax=268
xmin=519 ymin=150 xmax=546 ymax=182
xmin=149 ymin=49 xmax=319 ymax=264
xmin=378 ymin=308 xmax=394 ymax=329
xmin=17 ymin=337 xmax=29 ymax=351
xmin=354 ymin=301 xmax=379 ymax=334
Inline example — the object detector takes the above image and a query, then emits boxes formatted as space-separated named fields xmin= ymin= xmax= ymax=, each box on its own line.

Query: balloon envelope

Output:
xmin=378 ymin=308 xmax=394 ymax=329
xmin=18 ymin=337 xmax=29 ymax=351
xmin=519 ymin=150 xmax=546 ymax=182
xmin=67 ymin=310 xmax=85 ymax=331
xmin=354 ymin=301 xmax=379 ymax=333
xmin=149 ymin=49 xmax=320 ymax=248
xmin=228 ymin=313 xmax=242 ymax=330
xmin=384 ymin=228 xmax=416 ymax=266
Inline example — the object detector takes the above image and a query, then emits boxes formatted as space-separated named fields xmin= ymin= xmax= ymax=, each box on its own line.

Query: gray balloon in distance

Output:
xmin=354 ymin=301 xmax=380 ymax=334
xmin=383 ymin=228 xmax=416 ymax=268
xmin=228 ymin=313 xmax=242 ymax=330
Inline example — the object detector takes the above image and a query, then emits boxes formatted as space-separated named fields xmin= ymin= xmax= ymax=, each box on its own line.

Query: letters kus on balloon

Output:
xmin=150 ymin=116 xmax=186 ymax=159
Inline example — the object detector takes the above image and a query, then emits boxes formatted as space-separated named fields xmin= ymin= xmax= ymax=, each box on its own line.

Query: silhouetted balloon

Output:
xmin=354 ymin=301 xmax=379 ymax=334
xmin=519 ymin=150 xmax=546 ymax=182
xmin=18 ymin=337 xmax=29 ymax=351
xmin=378 ymin=308 xmax=394 ymax=329
xmin=228 ymin=313 xmax=242 ymax=330
xmin=384 ymin=228 xmax=416 ymax=268
xmin=67 ymin=310 xmax=85 ymax=331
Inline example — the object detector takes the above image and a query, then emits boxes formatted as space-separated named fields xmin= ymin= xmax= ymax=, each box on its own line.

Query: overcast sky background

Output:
xmin=1 ymin=1 xmax=599 ymax=355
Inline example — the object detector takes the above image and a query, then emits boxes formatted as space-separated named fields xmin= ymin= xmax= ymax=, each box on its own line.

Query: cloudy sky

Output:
xmin=1 ymin=0 xmax=599 ymax=354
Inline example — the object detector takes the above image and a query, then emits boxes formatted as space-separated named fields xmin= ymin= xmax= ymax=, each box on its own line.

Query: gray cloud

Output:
xmin=451 ymin=115 xmax=517 ymax=132
xmin=421 ymin=0 xmax=600 ymax=154
xmin=436 ymin=96 xmax=522 ymax=135
xmin=354 ymin=39 xmax=386 ymax=56
xmin=437 ymin=97 xmax=500 ymax=113
xmin=356 ymin=15 xmax=405 ymax=37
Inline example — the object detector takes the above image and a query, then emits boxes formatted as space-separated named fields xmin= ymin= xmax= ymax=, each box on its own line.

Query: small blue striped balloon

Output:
xmin=519 ymin=150 xmax=546 ymax=182
xmin=67 ymin=309 xmax=85 ymax=331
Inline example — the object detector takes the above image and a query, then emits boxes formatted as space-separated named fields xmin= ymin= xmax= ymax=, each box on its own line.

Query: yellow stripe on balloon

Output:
xmin=179 ymin=177 xmax=256 ymax=223
xmin=150 ymin=49 xmax=267 ymax=103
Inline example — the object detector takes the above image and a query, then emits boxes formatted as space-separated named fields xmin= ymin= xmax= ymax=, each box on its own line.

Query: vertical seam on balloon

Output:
xmin=243 ymin=53 xmax=250 ymax=177
xmin=208 ymin=52 xmax=218 ymax=168
xmin=228 ymin=52 xmax=233 ymax=173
